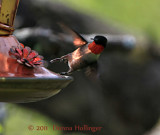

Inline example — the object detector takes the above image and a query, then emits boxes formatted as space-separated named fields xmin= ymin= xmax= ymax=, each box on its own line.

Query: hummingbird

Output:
xmin=50 ymin=26 xmax=108 ymax=75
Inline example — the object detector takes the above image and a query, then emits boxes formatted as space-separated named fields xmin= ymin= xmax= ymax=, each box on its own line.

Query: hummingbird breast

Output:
xmin=68 ymin=45 xmax=100 ymax=71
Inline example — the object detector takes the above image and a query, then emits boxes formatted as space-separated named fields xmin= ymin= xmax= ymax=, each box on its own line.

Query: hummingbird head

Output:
xmin=93 ymin=36 xmax=107 ymax=47
xmin=89 ymin=36 xmax=107 ymax=54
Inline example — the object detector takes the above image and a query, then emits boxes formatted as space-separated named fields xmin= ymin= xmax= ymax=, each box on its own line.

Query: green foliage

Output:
xmin=3 ymin=104 xmax=87 ymax=135
xmin=4 ymin=104 xmax=62 ymax=135
xmin=56 ymin=0 xmax=160 ymax=43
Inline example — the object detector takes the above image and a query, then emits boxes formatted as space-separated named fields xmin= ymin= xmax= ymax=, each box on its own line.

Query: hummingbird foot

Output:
xmin=60 ymin=72 xmax=68 ymax=75
xmin=50 ymin=58 xmax=63 ymax=63
xmin=60 ymin=69 xmax=73 ymax=75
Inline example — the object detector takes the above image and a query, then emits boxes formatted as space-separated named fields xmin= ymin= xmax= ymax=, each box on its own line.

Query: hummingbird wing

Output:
xmin=58 ymin=23 xmax=88 ymax=47
xmin=71 ymin=29 xmax=88 ymax=47
xmin=85 ymin=62 xmax=99 ymax=80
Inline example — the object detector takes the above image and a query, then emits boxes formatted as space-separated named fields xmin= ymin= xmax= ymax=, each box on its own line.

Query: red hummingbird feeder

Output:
xmin=0 ymin=0 xmax=72 ymax=103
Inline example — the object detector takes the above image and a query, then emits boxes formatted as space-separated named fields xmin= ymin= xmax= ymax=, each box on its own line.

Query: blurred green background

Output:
xmin=4 ymin=104 xmax=61 ymax=135
xmin=56 ymin=0 xmax=160 ymax=44
xmin=4 ymin=104 xmax=83 ymax=135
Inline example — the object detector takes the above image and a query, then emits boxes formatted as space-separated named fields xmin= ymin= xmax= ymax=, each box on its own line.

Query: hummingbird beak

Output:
xmin=91 ymin=38 xmax=94 ymax=40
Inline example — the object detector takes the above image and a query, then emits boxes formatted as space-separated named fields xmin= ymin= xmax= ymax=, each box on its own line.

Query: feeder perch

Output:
xmin=0 ymin=0 xmax=72 ymax=103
